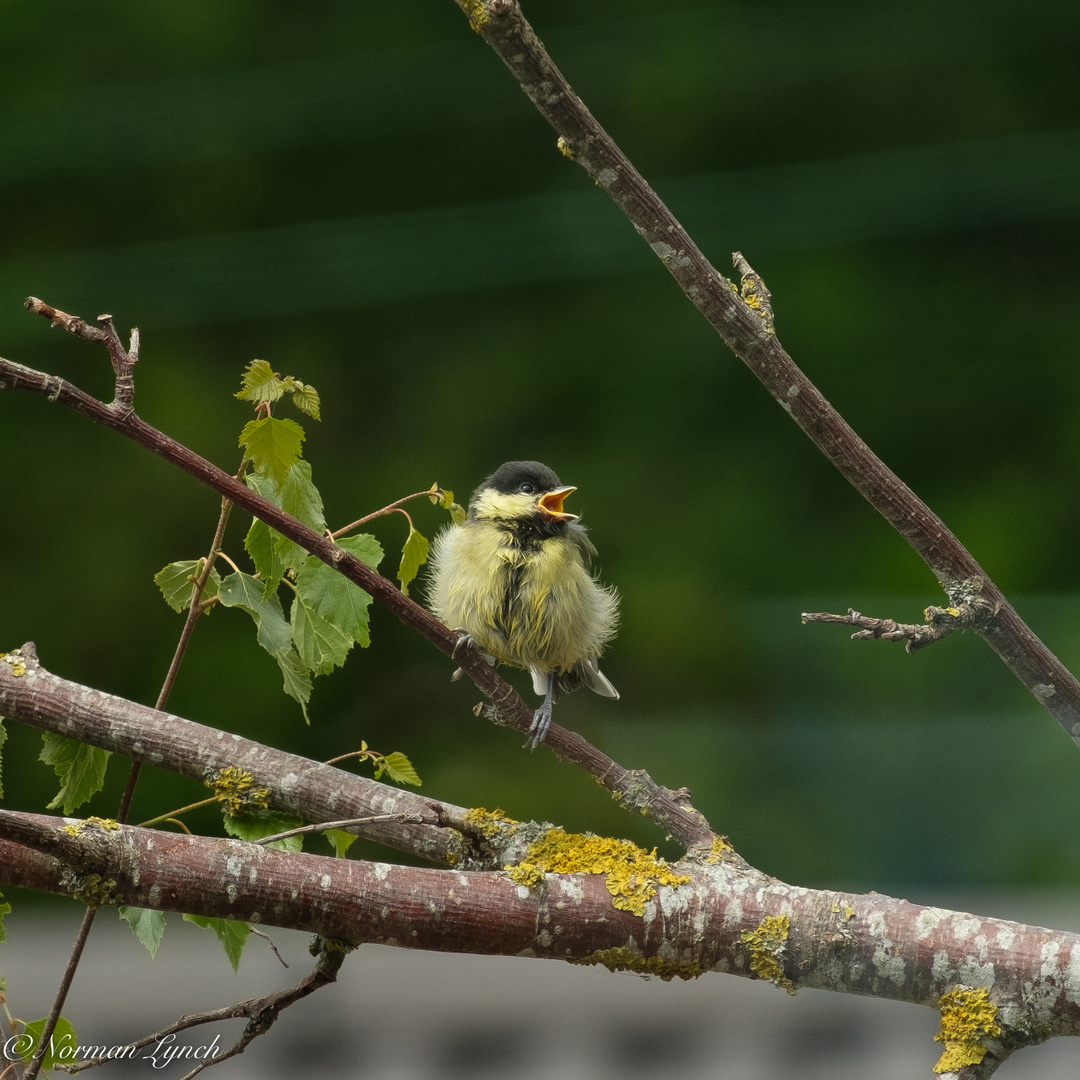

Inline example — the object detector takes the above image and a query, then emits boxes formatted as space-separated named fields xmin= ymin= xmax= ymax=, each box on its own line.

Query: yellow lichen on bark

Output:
xmin=209 ymin=766 xmax=270 ymax=816
xmin=740 ymin=914 xmax=796 ymax=994
xmin=504 ymin=827 xmax=689 ymax=915
xmin=933 ymin=986 xmax=1002 ymax=1072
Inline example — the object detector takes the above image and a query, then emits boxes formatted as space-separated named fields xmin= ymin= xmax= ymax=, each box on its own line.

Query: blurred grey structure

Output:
xmin=3 ymin=898 xmax=1079 ymax=1077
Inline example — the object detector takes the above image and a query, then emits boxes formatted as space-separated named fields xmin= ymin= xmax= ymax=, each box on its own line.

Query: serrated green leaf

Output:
xmin=338 ymin=532 xmax=384 ymax=570
xmin=236 ymin=359 xmax=285 ymax=405
xmin=223 ymin=811 xmax=304 ymax=852
xmin=217 ymin=571 xmax=312 ymax=721
xmin=323 ymin=829 xmax=358 ymax=858
xmin=291 ymin=594 xmax=354 ymax=675
xmin=118 ymin=906 xmax=166 ymax=958
xmin=182 ymin=915 xmax=250 ymax=973
xmin=154 ymin=560 xmax=221 ymax=613
xmin=243 ymin=474 xmax=286 ymax=594
xmin=20 ymin=1016 xmax=78 ymax=1070
xmin=242 ymin=463 xmax=325 ymax=575
xmin=447 ymin=501 xmax=466 ymax=525
xmin=274 ymin=460 xmax=326 ymax=571
xmin=275 ymin=647 xmax=312 ymax=723
xmin=218 ymin=572 xmax=293 ymax=655
xmin=0 ymin=888 xmax=10 ymax=943
xmin=243 ymin=519 xmax=284 ymax=596
xmin=40 ymin=734 xmax=110 ymax=815
xmin=375 ymin=751 xmax=422 ymax=787
xmin=295 ymin=534 xmax=382 ymax=650
xmin=289 ymin=382 xmax=322 ymax=420
xmin=397 ymin=527 xmax=429 ymax=595
xmin=239 ymin=416 xmax=305 ymax=488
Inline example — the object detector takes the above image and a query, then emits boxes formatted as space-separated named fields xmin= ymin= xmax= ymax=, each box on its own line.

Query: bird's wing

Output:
xmin=579 ymin=656 xmax=619 ymax=699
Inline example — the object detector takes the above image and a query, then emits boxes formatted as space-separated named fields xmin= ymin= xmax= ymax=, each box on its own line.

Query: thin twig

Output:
xmin=331 ymin=487 xmax=448 ymax=539
xmin=246 ymin=927 xmax=289 ymax=969
xmin=254 ymin=812 xmax=437 ymax=847
xmin=801 ymin=596 xmax=1000 ymax=654
xmin=155 ymin=475 xmax=242 ymax=713
xmin=58 ymin=940 xmax=350 ymax=1077
xmin=21 ymin=908 xmax=97 ymax=1080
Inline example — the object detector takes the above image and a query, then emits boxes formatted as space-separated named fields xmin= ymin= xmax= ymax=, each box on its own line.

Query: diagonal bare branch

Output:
xmin=451 ymin=0 xmax=1080 ymax=748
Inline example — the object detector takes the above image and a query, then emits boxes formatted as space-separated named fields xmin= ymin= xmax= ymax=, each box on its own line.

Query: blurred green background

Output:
xmin=2 ymin=0 xmax=1080 ymax=899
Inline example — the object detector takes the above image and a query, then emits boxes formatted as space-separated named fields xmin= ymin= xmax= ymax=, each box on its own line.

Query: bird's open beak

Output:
xmin=538 ymin=486 xmax=578 ymax=521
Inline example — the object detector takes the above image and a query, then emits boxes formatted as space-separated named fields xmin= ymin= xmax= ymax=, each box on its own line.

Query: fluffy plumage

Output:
xmin=428 ymin=461 xmax=619 ymax=746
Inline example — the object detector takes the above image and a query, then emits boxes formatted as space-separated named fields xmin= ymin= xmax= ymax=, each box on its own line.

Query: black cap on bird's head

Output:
xmin=473 ymin=460 xmax=578 ymax=522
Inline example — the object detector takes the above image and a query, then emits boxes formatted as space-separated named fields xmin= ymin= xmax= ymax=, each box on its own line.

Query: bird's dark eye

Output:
xmin=519 ymin=482 xmax=535 ymax=494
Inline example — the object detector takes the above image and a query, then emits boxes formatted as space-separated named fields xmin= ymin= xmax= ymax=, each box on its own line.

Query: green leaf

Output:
xmin=223 ymin=811 xmax=304 ymax=852
xmin=275 ymin=647 xmax=312 ymax=722
xmin=338 ymin=532 xmax=384 ymax=571
xmin=218 ymin=571 xmax=312 ymax=721
xmin=289 ymin=382 xmax=322 ymax=420
xmin=323 ymin=829 xmax=358 ymax=858
xmin=0 ymin=888 xmax=10 ymax=942
xmin=243 ymin=475 xmax=285 ymax=595
xmin=118 ymin=906 xmax=166 ymax=958
xmin=244 ymin=518 xmax=285 ymax=597
xmin=432 ymin=485 xmax=467 ymax=525
xmin=295 ymin=534 xmax=382 ymax=649
xmin=235 ymin=359 xmax=285 ymax=405
xmin=239 ymin=415 xmax=305 ymax=488
xmin=20 ymin=1016 xmax=78 ymax=1070
xmin=154 ymin=560 xmax=221 ymax=613
xmin=243 ymin=463 xmax=325 ymax=576
xmin=375 ymin=751 xmax=422 ymax=787
xmin=397 ymin=527 xmax=429 ymax=595
xmin=274 ymin=460 xmax=326 ymax=571
xmin=291 ymin=593 xmax=353 ymax=676
xmin=40 ymin=734 xmax=110 ymax=814
xmin=218 ymin=572 xmax=292 ymax=655
xmin=182 ymin=915 xmax=250 ymax=973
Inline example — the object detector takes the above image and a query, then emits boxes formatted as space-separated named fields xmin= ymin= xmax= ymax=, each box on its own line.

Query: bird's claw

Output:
xmin=449 ymin=632 xmax=495 ymax=681
xmin=524 ymin=704 xmax=553 ymax=750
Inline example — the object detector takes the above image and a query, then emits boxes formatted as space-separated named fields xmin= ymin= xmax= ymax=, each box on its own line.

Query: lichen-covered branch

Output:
xmin=0 ymin=643 xmax=464 ymax=865
xmin=451 ymin=0 xmax=1080 ymax=749
xmin=0 ymin=810 xmax=1075 ymax=1069
xmin=0 ymin=645 xmax=732 ymax=871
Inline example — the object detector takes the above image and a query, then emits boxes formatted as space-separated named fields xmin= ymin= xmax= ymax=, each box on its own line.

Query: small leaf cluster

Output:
xmin=154 ymin=361 xmax=461 ymax=719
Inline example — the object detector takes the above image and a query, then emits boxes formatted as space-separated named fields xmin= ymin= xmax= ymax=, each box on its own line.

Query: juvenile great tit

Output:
xmin=428 ymin=460 xmax=619 ymax=747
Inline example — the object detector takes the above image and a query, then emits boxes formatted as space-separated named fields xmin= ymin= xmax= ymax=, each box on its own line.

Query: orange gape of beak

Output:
xmin=538 ymin=485 xmax=578 ymax=521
